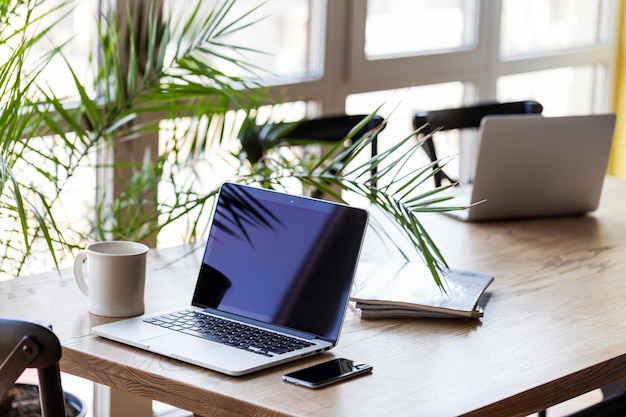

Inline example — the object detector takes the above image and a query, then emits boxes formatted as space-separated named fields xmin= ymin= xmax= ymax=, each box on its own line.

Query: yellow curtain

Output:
xmin=610 ymin=3 xmax=626 ymax=178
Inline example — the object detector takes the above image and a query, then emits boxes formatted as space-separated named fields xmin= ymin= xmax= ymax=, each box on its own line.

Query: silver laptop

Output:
xmin=442 ymin=113 xmax=616 ymax=221
xmin=93 ymin=183 xmax=369 ymax=376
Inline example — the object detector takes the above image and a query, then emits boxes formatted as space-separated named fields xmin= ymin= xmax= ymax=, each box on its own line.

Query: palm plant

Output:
xmin=1 ymin=0 xmax=461 ymax=285
xmin=0 ymin=0 xmax=78 ymax=277
xmin=229 ymin=108 xmax=459 ymax=285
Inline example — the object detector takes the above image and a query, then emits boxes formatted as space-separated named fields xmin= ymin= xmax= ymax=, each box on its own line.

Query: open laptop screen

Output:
xmin=191 ymin=183 xmax=369 ymax=341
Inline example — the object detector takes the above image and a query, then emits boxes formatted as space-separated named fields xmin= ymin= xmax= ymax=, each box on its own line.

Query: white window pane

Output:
xmin=365 ymin=0 xmax=476 ymax=59
xmin=167 ymin=0 xmax=320 ymax=81
xmin=1 ymin=135 xmax=96 ymax=278
xmin=1 ymin=0 xmax=98 ymax=279
xmin=497 ymin=66 xmax=600 ymax=115
xmin=35 ymin=0 xmax=99 ymax=99
xmin=501 ymin=0 xmax=607 ymax=58
xmin=156 ymin=102 xmax=308 ymax=247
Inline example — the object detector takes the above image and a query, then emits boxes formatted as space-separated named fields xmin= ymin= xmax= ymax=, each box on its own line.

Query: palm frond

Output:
xmin=218 ymin=107 xmax=466 ymax=284
xmin=0 ymin=0 xmax=78 ymax=278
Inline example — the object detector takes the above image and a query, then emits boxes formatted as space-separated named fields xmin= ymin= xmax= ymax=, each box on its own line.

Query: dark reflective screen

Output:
xmin=192 ymin=183 xmax=369 ymax=341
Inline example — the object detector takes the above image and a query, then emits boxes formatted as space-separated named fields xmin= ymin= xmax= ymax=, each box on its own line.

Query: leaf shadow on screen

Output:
xmin=212 ymin=184 xmax=284 ymax=248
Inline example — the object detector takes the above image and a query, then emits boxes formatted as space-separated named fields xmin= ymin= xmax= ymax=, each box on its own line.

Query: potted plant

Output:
xmin=0 ymin=0 xmax=72 ymax=279
xmin=1 ymin=0 xmax=459 ymax=284
xmin=0 ymin=0 xmax=267 ymax=278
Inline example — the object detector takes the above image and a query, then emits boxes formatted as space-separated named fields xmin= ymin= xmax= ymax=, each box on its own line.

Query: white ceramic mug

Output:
xmin=73 ymin=241 xmax=149 ymax=317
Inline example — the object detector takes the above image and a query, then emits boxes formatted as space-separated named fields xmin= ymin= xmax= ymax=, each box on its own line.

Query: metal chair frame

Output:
xmin=413 ymin=100 xmax=543 ymax=187
xmin=0 ymin=318 xmax=67 ymax=417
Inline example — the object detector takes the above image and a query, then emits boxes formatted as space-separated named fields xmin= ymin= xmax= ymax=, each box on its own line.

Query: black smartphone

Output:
xmin=282 ymin=358 xmax=373 ymax=389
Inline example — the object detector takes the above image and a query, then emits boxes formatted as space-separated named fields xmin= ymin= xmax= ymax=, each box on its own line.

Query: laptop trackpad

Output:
xmin=143 ymin=333 xmax=221 ymax=356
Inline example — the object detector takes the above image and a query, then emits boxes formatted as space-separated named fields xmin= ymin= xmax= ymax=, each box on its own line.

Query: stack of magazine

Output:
xmin=349 ymin=261 xmax=494 ymax=319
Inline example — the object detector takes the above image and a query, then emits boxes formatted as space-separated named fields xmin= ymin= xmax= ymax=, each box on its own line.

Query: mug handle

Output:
xmin=73 ymin=251 xmax=89 ymax=296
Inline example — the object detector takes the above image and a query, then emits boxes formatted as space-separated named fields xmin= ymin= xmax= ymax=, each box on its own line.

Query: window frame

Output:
xmin=262 ymin=0 xmax=620 ymax=114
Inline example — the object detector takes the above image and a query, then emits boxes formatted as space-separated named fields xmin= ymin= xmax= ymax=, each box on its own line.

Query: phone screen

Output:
xmin=282 ymin=358 xmax=372 ymax=388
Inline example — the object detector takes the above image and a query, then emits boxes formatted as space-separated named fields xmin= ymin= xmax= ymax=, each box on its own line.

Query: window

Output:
xmin=500 ymin=0 xmax=611 ymax=57
xmin=365 ymin=0 xmax=477 ymax=58
xmin=9 ymin=0 xmax=617 ymax=276
xmin=28 ymin=0 xmax=98 ymax=98
xmin=267 ymin=0 xmax=618 ymax=182
xmin=0 ymin=0 xmax=99 ymax=280
xmin=103 ymin=0 xmax=617 ymax=231
xmin=178 ymin=0 xmax=322 ymax=81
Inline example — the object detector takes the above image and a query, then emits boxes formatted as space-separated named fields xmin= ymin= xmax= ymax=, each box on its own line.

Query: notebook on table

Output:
xmin=92 ymin=182 xmax=369 ymax=376
xmin=441 ymin=113 xmax=616 ymax=222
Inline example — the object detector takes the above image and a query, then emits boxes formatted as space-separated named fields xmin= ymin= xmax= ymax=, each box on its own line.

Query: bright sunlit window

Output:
xmin=8 ymin=0 xmax=619 ymax=271
xmin=365 ymin=0 xmax=477 ymax=58
xmin=168 ymin=0 xmax=323 ymax=82
xmin=500 ymin=0 xmax=610 ymax=57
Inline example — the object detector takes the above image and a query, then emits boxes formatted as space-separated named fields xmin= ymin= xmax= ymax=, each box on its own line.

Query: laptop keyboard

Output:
xmin=143 ymin=309 xmax=315 ymax=357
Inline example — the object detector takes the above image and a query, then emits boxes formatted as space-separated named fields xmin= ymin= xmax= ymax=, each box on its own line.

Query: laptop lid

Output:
xmin=191 ymin=182 xmax=369 ymax=343
xmin=446 ymin=113 xmax=615 ymax=221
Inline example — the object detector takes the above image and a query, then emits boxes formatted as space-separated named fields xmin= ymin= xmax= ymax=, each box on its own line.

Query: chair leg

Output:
xmin=38 ymin=364 xmax=66 ymax=417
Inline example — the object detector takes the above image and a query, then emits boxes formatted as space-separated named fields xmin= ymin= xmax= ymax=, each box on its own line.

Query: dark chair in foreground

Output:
xmin=562 ymin=387 xmax=626 ymax=417
xmin=0 ymin=318 xmax=67 ymax=417
xmin=413 ymin=100 xmax=543 ymax=187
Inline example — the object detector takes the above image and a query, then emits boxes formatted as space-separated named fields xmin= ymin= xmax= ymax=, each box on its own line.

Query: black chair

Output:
xmin=413 ymin=100 xmax=543 ymax=187
xmin=244 ymin=112 xmax=385 ymax=177
xmin=0 ymin=318 xmax=67 ymax=417
xmin=243 ymin=113 xmax=384 ymax=165
xmin=285 ymin=113 xmax=385 ymax=144
xmin=284 ymin=113 xmax=386 ymax=196
xmin=284 ymin=113 xmax=385 ymax=174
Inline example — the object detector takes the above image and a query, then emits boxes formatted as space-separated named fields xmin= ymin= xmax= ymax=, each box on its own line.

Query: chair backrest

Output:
xmin=279 ymin=113 xmax=385 ymax=197
xmin=243 ymin=113 xmax=384 ymax=164
xmin=0 ymin=318 xmax=67 ymax=417
xmin=284 ymin=113 xmax=385 ymax=180
xmin=285 ymin=114 xmax=385 ymax=145
xmin=413 ymin=100 xmax=543 ymax=187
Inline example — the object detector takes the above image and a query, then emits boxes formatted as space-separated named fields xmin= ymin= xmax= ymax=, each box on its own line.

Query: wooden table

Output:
xmin=2 ymin=177 xmax=626 ymax=417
